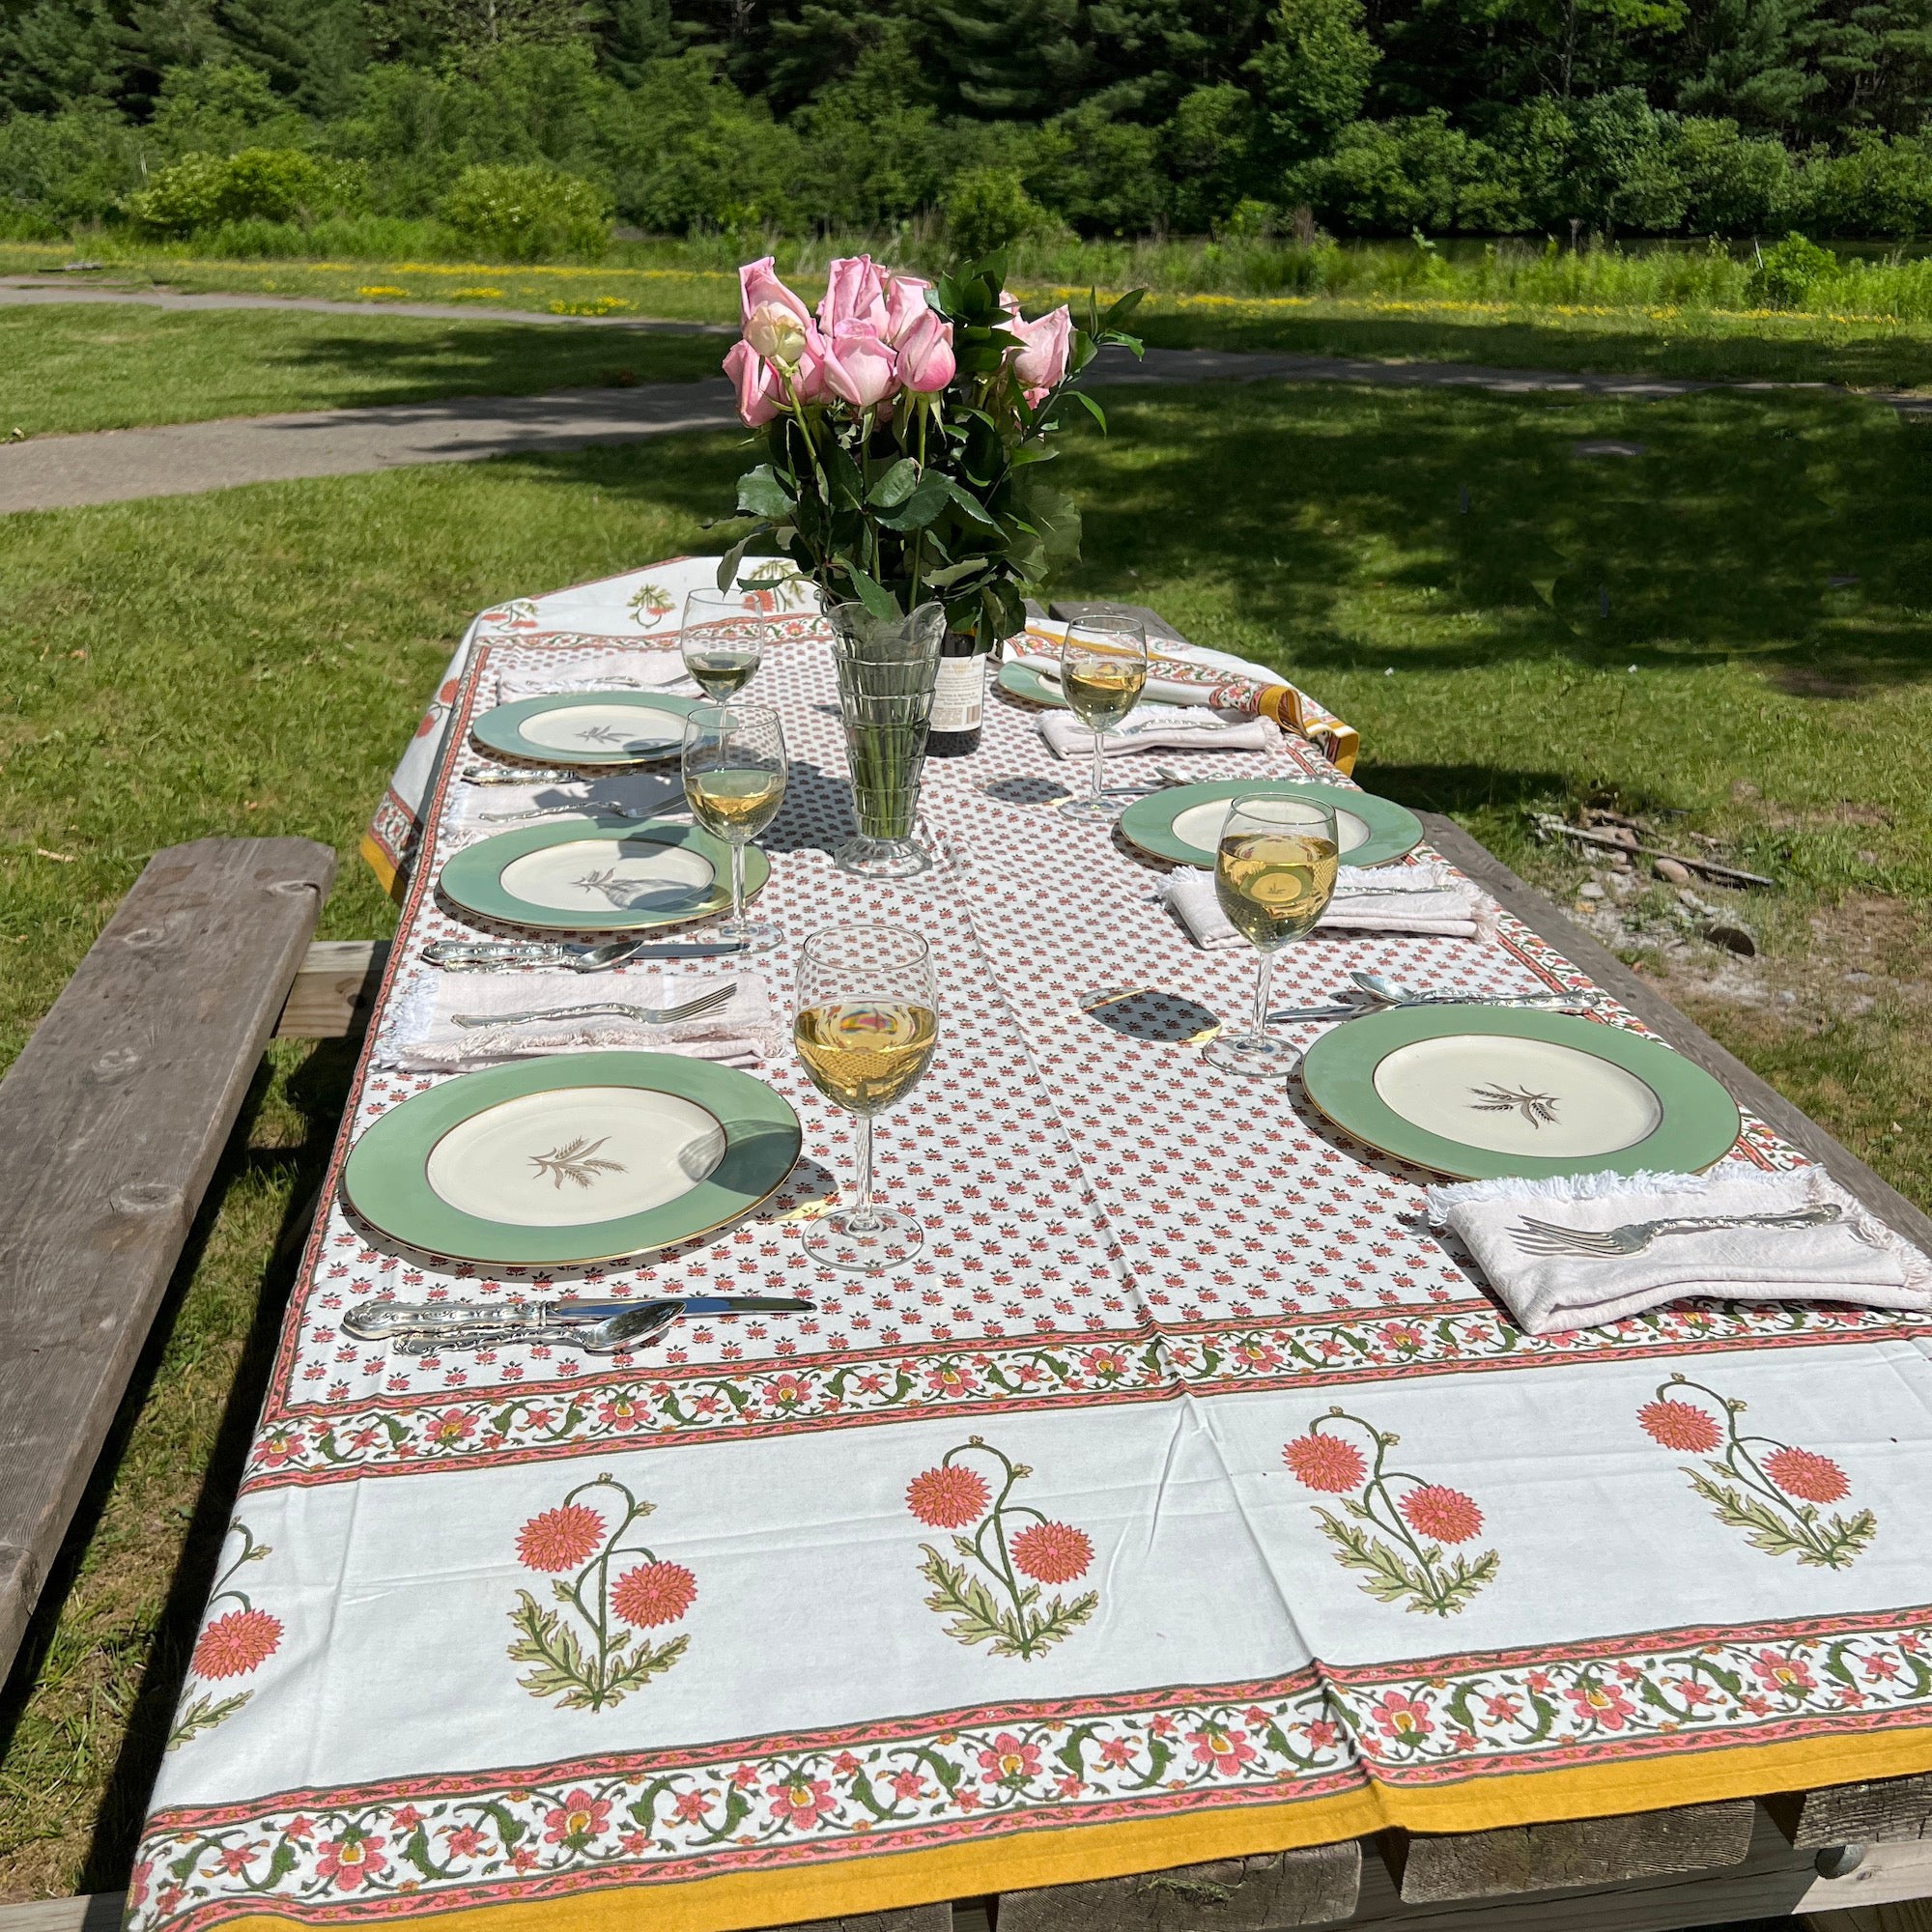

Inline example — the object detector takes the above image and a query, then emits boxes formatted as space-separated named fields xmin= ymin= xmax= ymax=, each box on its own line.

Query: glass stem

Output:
xmin=1252 ymin=951 xmax=1276 ymax=1040
xmin=729 ymin=838 xmax=746 ymax=928
xmin=849 ymin=1113 xmax=879 ymax=1232
xmin=1090 ymin=728 xmax=1105 ymax=807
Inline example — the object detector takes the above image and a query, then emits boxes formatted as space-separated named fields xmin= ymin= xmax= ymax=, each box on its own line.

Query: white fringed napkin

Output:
xmin=1162 ymin=862 xmax=1486 ymax=947
xmin=496 ymin=648 xmax=692 ymax=702
xmin=376 ymin=966 xmax=777 ymax=1070
xmin=1428 ymin=1166 xmax=1932 ymax=1335
xmin=1038 ymin=712 xmax=1282 ymax=759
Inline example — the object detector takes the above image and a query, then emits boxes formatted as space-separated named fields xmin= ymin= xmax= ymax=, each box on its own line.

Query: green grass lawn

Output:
xmin=0 ymin=303 xmax=726 ymax=437
xmin=17 ymin=241 xmax=1932 ymax=391
xmin=3 ymin=379 xmax=1930 ymax=1898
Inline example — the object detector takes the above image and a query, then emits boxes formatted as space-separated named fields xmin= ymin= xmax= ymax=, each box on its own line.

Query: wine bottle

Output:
xmin=925 ymin=631 xmax=987 ymax=757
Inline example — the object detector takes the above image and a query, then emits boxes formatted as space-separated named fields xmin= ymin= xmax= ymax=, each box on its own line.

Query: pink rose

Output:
xmin=819 ymin=255 xmax=889 ymax=335
xmin=739 ymin=256 xmax=812 ymax=330
xmin=895 ymin=308 xmax=954 ymax=393
xmin=883 ymin=274 xmax=932 ymax=345
xmin=822 ymin=321 xmax=898 ymax=408
xmin=1009 ymin=305 xmax=1071 ymax=405
xmin=724 ymin=339 xmax=781 ymax=426
xmin=790 ymin=328 xmax=832 ymax=404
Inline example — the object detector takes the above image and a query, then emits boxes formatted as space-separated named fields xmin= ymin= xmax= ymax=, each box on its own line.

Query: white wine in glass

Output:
xmin=793 ymin=924 xmax=939 ymax=1272
xmin=1058 ymin=614 xmax=1149 ymax=821
xmin=1204 ymin=793 xmax=1339 ymax=1077
xmin=680 ymin=589 xmax=770 ymax=701
xmin=681 ymin=702 xmax=786 ymax=952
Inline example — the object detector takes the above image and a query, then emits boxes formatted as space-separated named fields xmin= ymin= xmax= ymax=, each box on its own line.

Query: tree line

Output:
xmin=6 ymin=0 xmax=1932 ymax=241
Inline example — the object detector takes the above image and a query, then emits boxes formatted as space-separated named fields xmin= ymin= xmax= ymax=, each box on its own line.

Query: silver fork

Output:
xmin=478 ymin=798 xmax=687 ymax=824
xmin=1507 ymin=1204 xmax=1845 ymax=1257
xmin=451 ymin=986 xmax=737 ymax=1031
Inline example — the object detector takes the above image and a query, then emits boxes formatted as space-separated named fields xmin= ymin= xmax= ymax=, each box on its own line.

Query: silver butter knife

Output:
xmin=345 ymin=1295 xmax=813 ymax=1338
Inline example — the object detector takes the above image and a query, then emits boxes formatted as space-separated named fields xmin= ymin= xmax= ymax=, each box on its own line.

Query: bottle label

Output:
xmin=930 ymin=654 xmax=985 ymax=734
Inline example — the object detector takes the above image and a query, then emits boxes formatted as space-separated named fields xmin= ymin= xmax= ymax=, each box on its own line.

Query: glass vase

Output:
xmin=826 ymin=600 xmax=945 ymax=879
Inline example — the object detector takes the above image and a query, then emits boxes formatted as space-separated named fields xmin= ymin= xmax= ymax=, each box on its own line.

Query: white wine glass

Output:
xmin=1204 ymin=793 xmax=1339 ymax=1078
xmin=681 ymin=702 xmax=786 ymax=953
xmin=1058 ymin=614 xmax=1149 ymax=821
xmin=681 ymin=588 xmax=770 ymax=701
xmin=793 ymin=923 xmax=939 ymax=1272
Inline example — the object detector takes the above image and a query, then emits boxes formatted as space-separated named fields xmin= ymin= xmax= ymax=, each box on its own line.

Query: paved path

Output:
xmin=0 ymin=276 xmax=733 ymax=333
xmin=0 ymin=309 xmax=1913 ymax=514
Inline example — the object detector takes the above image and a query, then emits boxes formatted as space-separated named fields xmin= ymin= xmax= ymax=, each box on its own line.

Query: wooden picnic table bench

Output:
xmin=4 ymin=693 xmax=1932 ymax=1932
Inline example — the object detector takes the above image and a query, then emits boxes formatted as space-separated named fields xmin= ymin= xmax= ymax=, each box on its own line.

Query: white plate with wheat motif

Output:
xmin=438 ymin=821 xmax=768 ymax=932
xmin=472 ymin=690 xmax=707 ymax=766
xmin=342 ymin=1053 xmax=802 ymax=1264
xmin=1300 ymin=1006 xmax=1740 ymax=1179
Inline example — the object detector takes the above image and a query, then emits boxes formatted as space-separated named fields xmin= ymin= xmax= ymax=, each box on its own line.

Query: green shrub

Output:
xmin=1286 ymin=113 xmax=1520 ymax=235
xmin=1748 ymin=231 xmax=1839 ymax=307
xmin=947 ymin=164 xmax=1050 ymax=256
xmin=438 ymin=162 xmax=611 ymax=260
xmin=125 ymin=148 xmax=365 ymax=235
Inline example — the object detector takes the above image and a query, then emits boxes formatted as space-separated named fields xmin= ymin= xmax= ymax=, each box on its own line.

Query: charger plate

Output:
xmin=472 ymin=689 xmax=706 ymax=766
xmin=439 ymin=820 xmax=767 ymax=932
xmin=343 ymin=1052 xmax=802 ymax=1266
xmin=1121 ymin=779 xmax=1423 ymax=869
xmin=1299 ymin=1005 xmax=1742 ymax=1180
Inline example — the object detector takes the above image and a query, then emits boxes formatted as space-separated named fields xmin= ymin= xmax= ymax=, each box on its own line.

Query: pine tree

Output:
xmin=924 ymin=0 xmax=1087 ymax=114
xmin=218 ymin=0 xmax=366 ymax=112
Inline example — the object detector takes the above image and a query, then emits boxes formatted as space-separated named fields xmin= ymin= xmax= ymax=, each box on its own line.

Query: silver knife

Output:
xmin=344 ymin=1294 xmax=812 ymax=1339
xmin=420 ymin=938 xmax=749 ymax=969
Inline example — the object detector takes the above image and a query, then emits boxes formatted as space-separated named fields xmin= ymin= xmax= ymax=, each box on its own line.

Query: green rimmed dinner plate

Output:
xmin=1120 ymin=779 xmax=1423 ymax=869
xmin=439 ymin=820 xmax=767 ymax=933
xmin=998 ymin=661 xmax=1080 ymax=709
xmin=1299 ymin=1005 xmax=1742 ymax=1180
xmin=342 ymin=1052 xmax=803 ymax=1265
xmin=472 ymin=689 xmax=707 ymax=766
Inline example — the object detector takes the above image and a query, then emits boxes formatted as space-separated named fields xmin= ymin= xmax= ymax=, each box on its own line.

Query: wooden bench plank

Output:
xmin=273 ymin=938 xmax=390 ymax=1039
xmin=0 ymin=837 xmax=335 ymax=1678
xmin=1770 ymin=1774 xmax=1932 ymax=1847
xmin=1382 ymin=1801 xmax=1756 ymax=1903
xmin=1341 ymin=1808 xmax=1932 ymax=1929
xmin=1048 ymin=599 xmax=1187 ymax=641
xmin=999 ymin=1843 xmax=1362 ymax=1931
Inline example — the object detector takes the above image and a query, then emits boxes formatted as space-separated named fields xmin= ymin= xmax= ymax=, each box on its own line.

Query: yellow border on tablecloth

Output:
xmin=357 ymin=831 xmax=404 ymax=902
xmin=206 ymin=1721 xmax=1932 ymax=1932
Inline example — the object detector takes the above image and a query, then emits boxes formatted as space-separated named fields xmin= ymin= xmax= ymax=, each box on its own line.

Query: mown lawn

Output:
xmin=2 ymin=377 xmax=1930 ymax=1898
xmin=0 ymin=302 xmax=724 ymax=437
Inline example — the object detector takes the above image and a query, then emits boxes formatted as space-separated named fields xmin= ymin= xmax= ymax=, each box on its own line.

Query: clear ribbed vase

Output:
xmin=826 ymin=600 xmax=945 ymax=879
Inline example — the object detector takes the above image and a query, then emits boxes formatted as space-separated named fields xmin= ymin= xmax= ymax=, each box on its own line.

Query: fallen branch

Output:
xmin=1532 ymin=815 xmax=1776 ymax=889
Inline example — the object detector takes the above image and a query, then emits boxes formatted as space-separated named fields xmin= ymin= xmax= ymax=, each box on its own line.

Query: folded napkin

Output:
xmin=1162 ymin=862 xmax=1486 ymax=947
xmin=1039 ymin=710 xmax=1282 ymax=759
xmin=496 ymin=648 xmax=692 ymax=702
xmin=1428 ymin=1166 xmax=1932 ymax=1335
xmin=1016 ymin=649 xmax=1286 ymax=717
xmin=376 ymin=965 xmax=777 ymax=1071
xmin=440 ymin=775 xmax=687 ymax=851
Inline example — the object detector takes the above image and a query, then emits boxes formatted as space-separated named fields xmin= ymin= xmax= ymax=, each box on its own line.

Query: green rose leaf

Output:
xmin=736 ymin=465 xmax=793 ymax=519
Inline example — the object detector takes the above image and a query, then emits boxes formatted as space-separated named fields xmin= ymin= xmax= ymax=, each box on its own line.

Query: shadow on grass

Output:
xmin=1138 ymin=308 xmax=1932 ymax=390
xmin=1048 ymin=385 xmax=1932 ymax=695
xmin=267 ymin=321 xmax=724 ymax=410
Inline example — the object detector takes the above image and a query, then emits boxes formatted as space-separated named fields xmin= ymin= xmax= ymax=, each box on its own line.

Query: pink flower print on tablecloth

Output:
xmin=1638 ymin=1375 xmax=1876 ymax=1569
xmin=907 ymin=1436 xmax=1098 ymax=1660
xmin=169 ymin=1521 xmax=281 ymax=1749
xmin=1285 ymin=1411 xmax=1498 ymax=1617
xmin=767 ymin=1776 xmax=838 ymax=1830
xmin=978 ymin=1734 xmax=1042 ymax=1788
xmin=907 ymin=1463 xmax=991 ymax=1529
xmin=508 ymin=1473 xmax=695 ymax=1710
xmin=316 ymin=1828 xmax=387 ymax=1890
xmin=1188 ymin=1725 xmax=1259 ymax=1776
xmin=542 ymin=1790 xmax=611 ymax=1850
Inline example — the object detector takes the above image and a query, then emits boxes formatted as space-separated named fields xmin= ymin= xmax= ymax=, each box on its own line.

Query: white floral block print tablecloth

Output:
xmin=133 ymin=559 xmax=1932 ymax=1932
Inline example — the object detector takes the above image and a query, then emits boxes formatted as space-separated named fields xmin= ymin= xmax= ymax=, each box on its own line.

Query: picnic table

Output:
xmin=7 ymin=556 xmax=1932 ymax=1932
